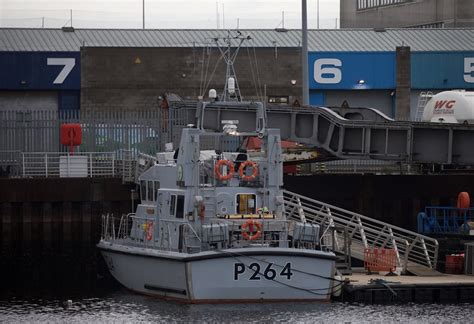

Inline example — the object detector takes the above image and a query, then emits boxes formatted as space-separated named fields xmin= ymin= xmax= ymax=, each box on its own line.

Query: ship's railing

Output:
xmin=283 ymin=190 xmax=439 ymax=273
xmin=211 ymin=218 xmax=293 ymax=247
xmin=102 ymin=213 xmax=119 ymax=241
xmin=208 ymin=218 xmax=327 ymax=251
xmin=102 ymin=213 xmax=329 ymax=253
xmin=158 ymin=219 xmax=202 ymax=252
xmin=102 ymin=213 xmax=204 ymax=251
xmin=135 ymin=152 xmax=159 ymax=182
xmin=101 ymin=213 xmax=156 ymax=248
xmin=21 ymin=151 xmax=116 ymax=178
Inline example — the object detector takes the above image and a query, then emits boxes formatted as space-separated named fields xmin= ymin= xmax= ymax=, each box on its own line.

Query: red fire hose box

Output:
xmin=60 ymin=124 xmax=82 ymax=153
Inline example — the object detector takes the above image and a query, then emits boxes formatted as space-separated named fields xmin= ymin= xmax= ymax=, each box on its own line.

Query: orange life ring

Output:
xmin=241 ymin=219 xmax=262 ymax=241
xmin=457 ymin=192 xmax=470 ymax=209
xmin=145 ymin=221 xmax=153 ymax=241
xmin=239 ymin=160 xmax=259 ymax=181
xmin=199 ymin=203 xmax=206 ymax=219
xmin=214 ymin=159 xmax=235 ymax=181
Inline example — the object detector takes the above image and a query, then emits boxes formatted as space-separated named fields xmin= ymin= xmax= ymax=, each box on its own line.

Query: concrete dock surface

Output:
xmin=339 ymin=270 xmax=474 ymax=303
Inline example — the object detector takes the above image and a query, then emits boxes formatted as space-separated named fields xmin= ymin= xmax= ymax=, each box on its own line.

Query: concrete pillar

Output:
xmin=395 ymin=46 xmax=411 ymax=120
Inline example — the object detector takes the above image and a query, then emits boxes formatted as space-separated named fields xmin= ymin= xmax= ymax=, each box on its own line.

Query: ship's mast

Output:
xmin=214 ymin=30 xmax=251 ymax=102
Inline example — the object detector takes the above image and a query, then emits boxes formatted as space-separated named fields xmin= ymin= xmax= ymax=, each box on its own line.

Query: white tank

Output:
xmin=422 ymin=90 xmax=474 ymax=124
xmin=227 ymin=77 xmax=235 ymax=94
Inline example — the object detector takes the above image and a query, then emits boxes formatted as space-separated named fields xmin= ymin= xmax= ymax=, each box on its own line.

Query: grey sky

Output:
xmin=0 ymin=0 xmax=340 ymax=29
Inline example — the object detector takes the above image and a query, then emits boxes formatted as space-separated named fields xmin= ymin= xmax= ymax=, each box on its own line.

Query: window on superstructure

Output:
xmin=176 ymin=195 xmax=185 ymax=219
xmin=236 ymin=194 xmax=256 ymax=214
xmin=154 ymin=181 xmax=160 ymax=201
xmin=147 ymin=181 xmax=154 ymax=201
xmin=170 ymin=195 xmax=176 ymax=216
xmin=140 ymin=180 xmax=146 ymax=201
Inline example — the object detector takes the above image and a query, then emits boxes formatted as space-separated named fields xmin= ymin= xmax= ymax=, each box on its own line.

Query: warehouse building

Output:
xmin=341 ymin=0 xmax=474 ymax=28
xmin=0 ymin=28 xmax=473 ymax=119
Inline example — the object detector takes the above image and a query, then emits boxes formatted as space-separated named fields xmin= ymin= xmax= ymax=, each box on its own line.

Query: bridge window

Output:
xmin=147 ymin=181 xmax=154 ymax=201
xmin=169 ymin=194 xmax=185 ymax=218
xmin=176 ymin=195 xmax=185 ymax=219
xmin=140 ymin=180 xmax=146 ymax=201
xmin=170 ymin=195 xmax=176 ymax=215
xmin=236 ymin=194 xmax=256 ymax=214
xmin=154 ymin=181 xmax=160 ymax=200
xmin=141 ymin=180 xmax=159 ymax=202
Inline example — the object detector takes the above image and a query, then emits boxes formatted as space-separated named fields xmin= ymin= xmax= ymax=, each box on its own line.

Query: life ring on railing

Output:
xmin=241 ymin=219 xmax=262 ymax=241
xmin=199 ymin=203 xmax=206 ymax=219
xmin=457 ymin=192 xmax=470 ymax=209
xmin=144 ymin=221 xmax=153 ymax=241
xmin=239 ymin=160 xmax=259 ymax=181
xmin=214 ymin=160 xmax=235 ymax=181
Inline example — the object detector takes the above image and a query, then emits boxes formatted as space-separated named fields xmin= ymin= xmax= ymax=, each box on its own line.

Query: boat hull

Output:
xmin=98 ymin=241 xmax=337 ymax=302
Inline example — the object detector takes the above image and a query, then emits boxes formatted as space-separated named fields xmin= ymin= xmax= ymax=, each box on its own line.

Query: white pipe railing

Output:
xmin=21 ymin=152 xmax=116 ymax=178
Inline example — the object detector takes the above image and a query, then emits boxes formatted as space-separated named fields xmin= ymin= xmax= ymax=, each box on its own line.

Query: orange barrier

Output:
xmin=445 ymin=254 xmax=464 ymax=274
xmin=364 ymin=248 xmax=397 ymax=273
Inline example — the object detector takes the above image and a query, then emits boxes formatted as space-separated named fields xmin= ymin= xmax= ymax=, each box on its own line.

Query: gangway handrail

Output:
xmin=282 ymin=190 xmax=439 ymax=272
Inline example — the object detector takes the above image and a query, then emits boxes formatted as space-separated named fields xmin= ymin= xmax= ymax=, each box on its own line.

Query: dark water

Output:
xmin=1 ymin=287 xmax=473 ymax=323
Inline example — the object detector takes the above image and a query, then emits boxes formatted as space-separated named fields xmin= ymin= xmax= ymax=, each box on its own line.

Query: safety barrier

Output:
xmin=364 ymin=248 xmax=397 ymax=273
xmin=22 ymin=152 xmax=116 ymax=178
xmin=417 ymin=206 xmax=474 ymax=234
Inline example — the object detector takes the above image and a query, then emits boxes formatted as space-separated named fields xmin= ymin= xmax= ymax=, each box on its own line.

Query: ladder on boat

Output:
xmin=414 ymin=91 xmax=434 ymax=121
xmin=283 ymin=190 xmax=439 ymax=275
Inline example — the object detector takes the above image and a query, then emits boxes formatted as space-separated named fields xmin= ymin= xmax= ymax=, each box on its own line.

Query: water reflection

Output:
xmin=1 ymin=288 xmax=473 ymax=323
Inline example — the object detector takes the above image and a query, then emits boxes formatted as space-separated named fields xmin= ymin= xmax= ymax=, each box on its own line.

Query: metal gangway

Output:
xmin=283 ymin=190 xmax=439 ymax=274
xmin=170 ymin=100 xmax=474 ymax=166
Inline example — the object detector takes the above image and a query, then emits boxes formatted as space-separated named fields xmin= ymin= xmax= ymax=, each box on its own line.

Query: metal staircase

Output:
xmin=414 ymin=91 xmax=434 ymax=121
xmin=283 ymin=190 xmax=439 ymax=274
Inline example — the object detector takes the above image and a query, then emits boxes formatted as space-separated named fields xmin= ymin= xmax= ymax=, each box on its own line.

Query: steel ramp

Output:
xmin=283 ymin=190 xmax=439 ymax=275
xmin=406 ymin=265 xmax=444 ymax=277
xmin=168 ymin=101 xmax=474 ymax=165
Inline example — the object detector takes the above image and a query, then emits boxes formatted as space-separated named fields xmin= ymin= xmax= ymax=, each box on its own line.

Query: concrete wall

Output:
xmin=0 ymin=178 xmax=135 ymax=291
xmin=341 ymin=0 xmax=474 ymax=28
xmin=81 ymin=47 xmax=303 ymax=111
xmin=284 ymin=174 xmax=474 ymax=231
xmin=0 ymin=91 xmax=58 ymax=111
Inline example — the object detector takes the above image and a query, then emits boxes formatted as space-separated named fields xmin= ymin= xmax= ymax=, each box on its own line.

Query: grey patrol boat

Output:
xmin=97 ymin=100 xmax=337 ymax=302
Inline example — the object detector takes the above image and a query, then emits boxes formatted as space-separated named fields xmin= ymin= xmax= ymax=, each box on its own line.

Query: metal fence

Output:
xmin=0 ymin=108 xmax=188 ymax=156
xmin=301 ymin=159 xmax=417 ymax=175
xmin=0 ymin=108 xmax=189 ymax=179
